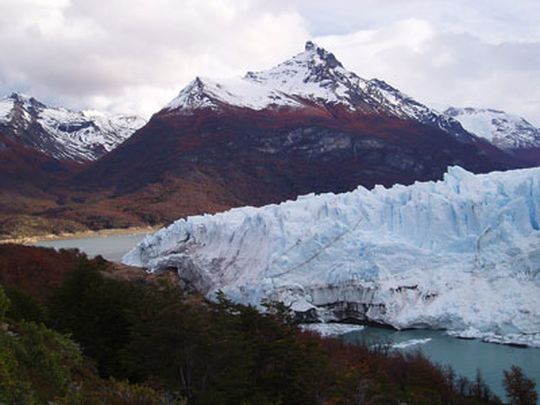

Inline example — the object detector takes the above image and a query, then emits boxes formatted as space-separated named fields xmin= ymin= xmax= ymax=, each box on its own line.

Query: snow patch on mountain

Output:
xmin=0 ymin=97 xmax=14 ymax=121
xmin=0 ymin=93 xmax=146 ymax=162
xmin=445 ymin=107 xmax=540 ymax=150
xmin=165 ymin=42 xmax=472 ymax=141
xmin=124 ymin=166 xmax=540 ymax=347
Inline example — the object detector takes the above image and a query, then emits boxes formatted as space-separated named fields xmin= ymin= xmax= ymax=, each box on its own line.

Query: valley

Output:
xmin=1 ymin=31 xmax=539 ymax=403
xmin=2 ymin=42 xmax=538 ymax=240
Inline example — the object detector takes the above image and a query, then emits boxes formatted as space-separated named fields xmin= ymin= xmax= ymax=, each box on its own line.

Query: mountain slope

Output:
xmin=0 ymin=94 xmax=146 ymax=239
xmin=0 ymin=93 xmax=145 ymax=163
xmin=76 ymin=42 xmax=521 ymax=225
xmin=445 ymin=107 xmax=540 ymax=150
xmin=124 ymin=166 xmax=540 ymax=347
xmin=445 ymin=107 xmax=540 ymax=165
xmin=167 ymin=41 xmax=472 ymax=140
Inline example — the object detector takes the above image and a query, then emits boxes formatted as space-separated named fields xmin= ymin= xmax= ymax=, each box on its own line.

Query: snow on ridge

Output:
xmin=165 ymin=41 xmax=358 ymax=112
xmin=38 ymin=108 xmax=146 ymax=160
xmin=124 ymin=166 xmax=540 ymax=347
xmin=0 ymin=93 xmax=146 ymax=161
xmin=163 ymin=42 xmax=472 ymax=140
xmin=0 ymin=97 xmax=13 ymax=122
xmin=0 ymin=93 xmax=30 ymax=122
xmin=445 ymin=107 xmax=540 ymax=150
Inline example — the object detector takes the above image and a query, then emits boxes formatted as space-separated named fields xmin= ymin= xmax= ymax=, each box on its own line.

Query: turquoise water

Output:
xmin=344 ymin=327 xmax=540 ymax=401
xmin=33 ymin=232 xmax=149 ymax=262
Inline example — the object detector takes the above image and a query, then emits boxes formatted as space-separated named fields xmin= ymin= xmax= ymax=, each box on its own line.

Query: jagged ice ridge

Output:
xmin=124 ymin=166 xmax=540 ymax=347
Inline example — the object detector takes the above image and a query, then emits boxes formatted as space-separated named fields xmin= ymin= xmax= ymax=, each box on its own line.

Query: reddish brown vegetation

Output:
xmin=0 ymin=244 xmax=89 ymax=300
xmin=0 ymin=104 xmax=530 ymax=239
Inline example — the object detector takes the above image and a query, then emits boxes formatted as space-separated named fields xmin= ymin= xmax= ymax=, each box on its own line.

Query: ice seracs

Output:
xmin=0 ymin=93 xmax=146 ymax=162
xmin=445 ymin=107 xmax=540 ymax=150
xmin=124 ymin=166 xmax=540 ymax=347
xmin=165 ymin=41 xmax=473 ymax=141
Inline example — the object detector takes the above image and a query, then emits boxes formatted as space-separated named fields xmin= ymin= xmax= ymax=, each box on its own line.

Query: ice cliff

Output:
xmin=123 ymin=166 xmax=540 ymax=346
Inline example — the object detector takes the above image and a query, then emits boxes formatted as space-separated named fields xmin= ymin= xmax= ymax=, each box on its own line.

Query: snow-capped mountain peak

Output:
xmin=0 ymin=93 xmax=146 ymax=162
xmin=444 ymin=107 xmax=540 ymax=150
xmin=166 ymin=41 xmax=369 ymax=112
xmin=165 ymin=42 xmax=473 ymax=141
xmin=244 ymin=40 xmax=350 ymax=87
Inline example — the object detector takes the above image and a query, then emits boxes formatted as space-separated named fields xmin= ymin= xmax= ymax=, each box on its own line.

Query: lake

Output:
xmin=34 ymin=233 xmax=540 ymax=401
xmin=344 ymin=327 xmax=540 ymax=401
xmin=34 ymin=231 xmax=150 ymax=262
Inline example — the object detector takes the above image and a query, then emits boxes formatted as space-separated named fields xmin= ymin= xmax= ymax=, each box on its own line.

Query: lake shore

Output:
xmin=0 ymin=225 xmax=162 ymax=245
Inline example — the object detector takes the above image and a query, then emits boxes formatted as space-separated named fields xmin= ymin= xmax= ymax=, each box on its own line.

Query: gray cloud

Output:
xmin=317 ymin=19 xmax=540 ymax=125
xmin=0 ymin=0 xmax=538 ymax=126
xmin=0 ymin=0 xmax=308 ymax=115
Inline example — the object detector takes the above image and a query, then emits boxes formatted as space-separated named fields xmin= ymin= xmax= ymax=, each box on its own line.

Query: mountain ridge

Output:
xmin=0 ymin=42 xmax=533 ymax=238
xmin=164 ymin=41 xmax=474 ymax=142
xmin=0 ymin=93 xmax=146 ymax=163
xmin=72 ymin=42 xmax=522 ymax=231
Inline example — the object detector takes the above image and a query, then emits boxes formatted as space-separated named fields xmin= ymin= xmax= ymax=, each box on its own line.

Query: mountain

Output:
xmin=124 ymin=166 xmax=540 ymax=348
xmin=166 ymin=41 xmax=471 ymax=140
xmin=445 ymin=107 xmax=540 ymax=164
xmin=76 ymin=42 xmax=521 ymax=225
xmin=0 ymin=93 xmax=146 ymax=163
xmin=0 ymin=93 xmax=146 ymax=239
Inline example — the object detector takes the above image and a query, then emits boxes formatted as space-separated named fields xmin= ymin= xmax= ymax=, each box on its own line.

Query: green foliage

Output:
xmin=503 ymin=365 xmax=538 ymax=405
xmin=0 ymin=320 xmax=83 ymax=403
xmin=4 ymin=286 xmax=48 ymax=323
xmin=48 ymin=259 xmax=138 ymax=378
xmin=58 ymin=378 xmax=173 ymax=405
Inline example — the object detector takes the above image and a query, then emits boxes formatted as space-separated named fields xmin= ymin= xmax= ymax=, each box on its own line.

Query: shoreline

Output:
xmin=0 ymin=225 xmax=162 ymax=245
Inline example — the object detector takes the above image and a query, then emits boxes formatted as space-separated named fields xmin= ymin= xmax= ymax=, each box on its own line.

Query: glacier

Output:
xmin=123 ymin=166 xmax=540 ymax=347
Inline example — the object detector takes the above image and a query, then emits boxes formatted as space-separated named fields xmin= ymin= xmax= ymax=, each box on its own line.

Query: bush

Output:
xmin=0 ymin=320 xmax=83 ymax=403
xmin=503 ymin=365 xmax=538 ymax=405
xmin=48 ymin=259 xmax=138 ymax=378
xmin=4 ymin=286 xmax=48 ymax=324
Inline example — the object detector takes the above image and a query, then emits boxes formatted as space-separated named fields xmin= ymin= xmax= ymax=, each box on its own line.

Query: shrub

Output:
xmin=503 ymin=365 xmax=538 ymax=405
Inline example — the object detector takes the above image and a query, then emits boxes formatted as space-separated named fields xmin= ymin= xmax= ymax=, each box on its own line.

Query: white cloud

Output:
xmin=0 ymin=0 xmax=538 ymax=126
xmin=316 ymin=19 xmax=540 ymax=126
xmin=0 ymin=0 xmax=309 ymax=116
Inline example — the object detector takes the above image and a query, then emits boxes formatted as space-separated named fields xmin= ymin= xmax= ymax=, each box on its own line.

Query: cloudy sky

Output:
xmin=2 ymin=0 xmax=539 ymax=125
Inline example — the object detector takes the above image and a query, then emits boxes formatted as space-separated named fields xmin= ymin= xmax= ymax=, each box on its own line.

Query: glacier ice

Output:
xmin=123 ymin=166 xmax=540 ymax=346
xmin=300 ymin=323 xmax=365 ymax=338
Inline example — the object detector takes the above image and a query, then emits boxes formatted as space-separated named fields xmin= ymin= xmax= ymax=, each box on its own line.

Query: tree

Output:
xmin=48 ymin=260 xmax=139 ymax=378
xmin=0 ymin=286 xmax=9 ymax=322
xmin=503 ymin=365 xmax=537 ymax=405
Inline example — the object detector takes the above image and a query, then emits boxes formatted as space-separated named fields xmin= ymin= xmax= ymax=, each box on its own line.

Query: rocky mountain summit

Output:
xmin=0 ymin=93 xmax=145 ymax=163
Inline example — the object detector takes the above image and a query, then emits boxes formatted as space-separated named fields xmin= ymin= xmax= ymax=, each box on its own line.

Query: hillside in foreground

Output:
xmin=0 ymin=244 xmax=522 ymax=404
